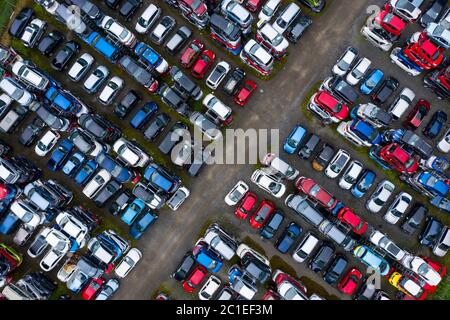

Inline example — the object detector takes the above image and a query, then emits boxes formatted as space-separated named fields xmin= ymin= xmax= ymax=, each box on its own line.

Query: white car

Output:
xmin=390 ymin=47 xmax=422 ymax=76
xmin=101 ymin=16 xmax=136 ymax=47
xmin=332 ymin=47 xmax=358 ymax=76
xmin=83 ymin=169 xmax=111 ymax=199
xmin=40 ymin=229 xmax=70 ymax=272
xmin=383 ymin=192 xmax=412 ymax=225
xmin=0 ymin=77 xmax=34 ymax=106
xmin=369 ymin=230 xmax=406 ymax=261
xmin=67 ymin=53 xmax=94 ymax=82
xmin=338 ymin=160 xmax=363 ymax=190
xmin=113 ymin=138 xmax=150 ymax=167
xmin=388 ymin=87 xmax=416 ymax=120
xmin=0 ymin=94 xmax=12 ymax=111
xmin=224 ymin=180 xmax=249 ymax=206
xmin=390 ymin=0 xmax=424 ymax=22
xmin=425 ymin=23 xmax=450 ymax=50
xmin=439 ymin=7 xmax=450 ymax=29
xmin=198 ymin=275 xmax=221 ymax=300
xmin=272 ymin=3 xmax=300 ymax=34
xmin=166 ymin=186 xmax=190 ymax=211
xmin=83 ymin=65 xmax=109 ymax=93
xmin=236 ymin=244 xmax=270 ymax=266
xmin=35 ymin=130 xmax=60 ymax=157
xmin=135 ymin=4 xmax=161 ymax=34
xmin=55 ymin=212 xmax=89 ymax=248
xmin=360 ymin=25 xmax=393 ymax=52
xmin=10 ymin=199 xmax=44 ymax=230
xmin=346 ymin=57 xmax=371 ymax=85
xmin=11 ymin=61 xmax=49 ymax=91
xmin=240 ymin=39 xmax=274 ymax=76
xmin=256 ymin=22 xmax=289 ymax=56
xmin=202 ymin=93 xmax=233 ymax=124
xmin=250 ymin=169 xmax=286 ymax=198
xmin=437 ymin=128 xmax=450 ymax=153
xmin=402 ymin=255 xmax=442 ymax=286
xmin=366 ymin=180 xmax=395 ymax=213
xmin=206 ymin=61 xmax=231 ymax=90
xmin=21 ymin=18 xmax=46 ymax=48
xmin=98 ymin=76 xmax=123 ymax=105
xmin=114 ymin=248 xmax=142 ymax=278
xmin=325 ymin=149 xmax=350 ymax=179
xmin=258 ymin=0 xmax=281 ymax=24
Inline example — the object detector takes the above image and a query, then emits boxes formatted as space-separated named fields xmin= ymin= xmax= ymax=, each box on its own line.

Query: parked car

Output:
xmin=284 ymin=125 xmax=307 ymax=154
xmin=249 ymin=200 xmax=276 ymax=229
xmin=372 ymin=77 xmax=399 ymax=105
xmin=401 ymin=203 xmax=427 ymax=235
xmin=324 ymin=149 xmax=351 ymax=179
xmin=165 ymin=26 xmax=192 ymax=55
xmin=135 ymin=3 xmax=161 ymax=34
xmin=309 ymin=243 xmax=334 ymax=273
xmin=286 ymin=15 xmax=312 ymax=43
xmin=323 ymin=255 xmax=348 ymax=285
xmin=312 ymin=143 xmax=335 ymax=171
xmin=38 ymin=30 xmax=63 ymax=56
xmin=251 ymin=170 xmax=286 ymax=198
xmin=9 ymin=8 xmax=34 ymax=38
xmin=51 ymin=41 xmax=79 ymax=71
xmin=423 ymin=111 xmax=447 ymax=139
xmin=150 ymin=16 xmax=176 ymax=45
xmin=292 ymin=232 xmax=320 ymax=263
xmin=347 ymin=57 xmax=371 ymax=85
xmin=332 ymin=47 xmax=358 ymax=76
xmin=83 ymin=65 xmax=109 ymax=93
xmin=67 ymin=53 xmax=94 ymax=82
xmin=275 ymin=222 xmax=301 ymax=254
xmin=384 ymin=192 xmax=412 ymax=225
xmin=114 ymin=90 xmax=141 ymax=120
xmin=114 ymin=248 xmax=142 ymax=278
xmin=98 ymin=77 xmax=123 ymax=105
xmin=338 ymin=268 xmax=362 ymax=296
xmin=404 ymin=99 xmax=430 ymax=130
xmin=260 ymin=210 xmax=284 ymax=240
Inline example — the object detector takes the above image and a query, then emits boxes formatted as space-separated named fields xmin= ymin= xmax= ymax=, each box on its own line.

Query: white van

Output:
xmin=12 ymin=61 xmax=49 ymax=91
xmin=272 ymin=3 xmax=301 ymax=34
xmin=263 ymin=155 xmax=299 ymax=180
xmin=292 ymin=232 xmax=320 ymax=263
xmin=1 ymin=284 xmax=34 ymax=300
xmin=0 ymin=78 xmax=34 ymax=106
xmin=388 ymin=88 xmax=415 ymax=120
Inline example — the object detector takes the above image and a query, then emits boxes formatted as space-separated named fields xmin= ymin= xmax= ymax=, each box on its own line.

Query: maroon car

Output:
xmin=404 ymin=99 xmax=430 ymax=130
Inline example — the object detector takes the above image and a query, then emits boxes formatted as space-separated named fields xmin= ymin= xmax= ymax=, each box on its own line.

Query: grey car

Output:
xmin=94 ymin=180 xmax=122 ymax=208
xmin=158 ymin=122 xmax=189 ymax=155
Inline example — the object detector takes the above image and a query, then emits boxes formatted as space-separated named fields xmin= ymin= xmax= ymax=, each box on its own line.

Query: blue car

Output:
xmin=346 ymin=119 xmax=382 ymax=147
xmin=143 ymin=163 xmax=180 ymax=194
xmin=260 ymin=210 xmax=284 ymax=240
xmin=74 ymin=160 xmax=98 ymax=185
xmin=121 ymin=199 xmax=146 ymax=225
xmin=351 ymin=169 xmax=376 ymax=198
xmin=45 ymin=86 xmax=81 ymax=116
xmin=48 ymin=139 xmax=74 ymax=172
xmin=430 ymin=196 xmax=450 ymax=213
xmin=228 ymin=265 xmax=243 ymax=283
xmin=360 ymin=69 xmax=384 ymax=95
xmin=129 ymin=211 xmax=158 ymax=239
xmin=62 ymin=151 xmax=86 ymax=176
xmin=82 ymin=31 xmax=121 ymax=62
xmin=96 ymin=152 xmax=133 ymax=183
xmin=130 ymin=102 xmax=158 ymax=129
xmin=134 ymin=42 xmax=168 ymax=74
xmin=276 ymin=222 xmax=302 ymax=254
xmin=416 ymin=171 xmax=449 ymax=197
xmin=284 ymin=125 xmax=307 ymax=154
xmin=423 ymin=111 xmax=447 ymax=139
xmin=194 ymin=244 xmax=223 ymax=273
xmin=0 ymin=212 xmax=19 ymax=234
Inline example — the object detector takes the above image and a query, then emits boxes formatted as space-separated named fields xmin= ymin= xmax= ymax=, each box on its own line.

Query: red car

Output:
xmin=337 ymin=207 xmax=368 ymax=235
xmin=295 ymin=177 xmax=337 ymax=210
xmin=311 ymin=90 xmax=349 ymax=122
xmin=82 ymin=278 xmax=105 ymax=300
xmin=191 ymin=49 xmax=215 ymax=79
xmin=182 ymin=265 xmax=208 ymax=293
xmin=178 ymin=0 xmax=208 ymax=18
xmin=179 ymin=39 xmax=204 ymax=69
xmin=235 ymin=191 xmax=258 ymax=219
xmin=404 ymin=99 xmax=430 ymax=129
xmin=404 ymin=36 xmax=445 ymax=70
xmin=262 ymin=289 xmax=280 ymax=300
xmin=249 ymin=200 xmax=275 ymax=229
xmin=379 ymin=143 xmax=419 ymax=174
xmin=338 ymin=268 xmax=362 ymax=296
xmin=375 ymin=4 xmax=407 ymax=37
xmin=246 ymin=0 xmax=266 ymax=12
xmin=420 ymin=256 xmax=447 ymax=294
xmin=234 ymin=80 xmax=257 ymax=106
xmin=273 ymin=270 xmax=308 ymax=300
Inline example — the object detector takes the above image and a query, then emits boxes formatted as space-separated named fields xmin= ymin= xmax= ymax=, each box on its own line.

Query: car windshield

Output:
xmin=417 ymin=263 xmax=431 ymax=276
xmin=272 ymin=33 xmax=283 ymax=46
xmin=310 ymin=185 xmax=321 ymax=196
xmin=268 ymin=182 xmax=281 ymax=193
xmin=262 ymin=5 xmax=274 ymax=16
xmin=255 ymin=206 xmax=272 ymax=222
xmin=191 ymin=0 xmax=202 ymax=10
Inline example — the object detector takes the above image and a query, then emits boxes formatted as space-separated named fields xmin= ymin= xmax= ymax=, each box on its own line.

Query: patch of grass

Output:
xmin=299 ymin=276 xmax=340 ymax=300
xmin=0 ymin=0 xmax=16 ymax=35
xmin=432 ymin=275 xmax=450 ymax=300
xmin=269 ymin=255 xmax=298 ymax=278
xmin=150 ymin=283 xmax=174 ymax=300
xmin=49 ymin=282 xmax=70 ymax=300
xmin=242 ymin=236 xmax=266 ymax=255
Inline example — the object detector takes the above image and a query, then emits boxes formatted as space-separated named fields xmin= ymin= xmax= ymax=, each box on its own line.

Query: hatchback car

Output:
xmin=366 ymin=180 xmax=395 ymax=213
xmin=324 ymin=149 xmax=351 ymax=179
xmin=312 ymin=143 xmax=335 ymax=171
xmin=332 ymin=47 xmax=358 ymax=76
xmin=338 ymin=268 xmax=362 ymax=296
xmin=20 ymin=19 xmax=46 ymax=48
xmin=165 ymin=26 xmax=192 ymax=55
xmin=323 ymin=255 xmax=348 ymax=285
xmin=235 ymin=191 xmax=258 ymax=219
xmin=83 ymin=65 xmax=109 ymax=93
xmin=296 ymin=177 xmax=337 ymax=210
xmin=206 ymin=61 xmax=231 ymax=90
xmin=51 ymin=41 xmax=79 ymax=71
xmin=423 ymin=111 xmax=447 ymax=139
xmin=38 ymin=30 xmax=63 ymax=56
xmin=360 ymin=69 xmax=384 ymax=95
xmin=275 ymin=222 xmax=302 ymax=254
xmin=404 ymin=99 xmax=430 ymax=129
xmin=67 ymin=53 xmax=94 ymax=82
xmin=384 ymin=192 xmax=412 ymax=225
xmin=249 ymin=200 xmax=276 ymax=229
xmin=284 ymin=125 xmax=307 ymax=154
xmin=191 ymin=50 xmax=215 ymax=79
xmin=150 ymin=16 xmax=176 ymax=45
xmin=309 ymin=243 xmax=334 ymax=273
xmin=372 ymin=77 xmax=399 ymax=104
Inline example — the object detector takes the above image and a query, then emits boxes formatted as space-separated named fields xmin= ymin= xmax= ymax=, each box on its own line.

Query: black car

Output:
xmin=19 ymin=117 xmax=46 ymax=147
xmin=309 ymin=243 xmax=334 ymax=273
xmin=423 ymin=110 xmax=447 ymax=139
xmin=94 ymin=180 xmax=122 ymax=208
xmin=419 ymin=216 xmax=443 ymax=247
xmin=68 ymin=206 xmax=99 ymax=231
xmin=419 ymin=0 xmax=447 ymax=28
xmin=324 ymin=75 xmax=358 ymax=104
xmin=119 ymin=0 xmax=143 ymax=21
xmin=223 ymin=68 xmax=245 ymax=96
xmin=9 ymin=7 xmax=34 ymax=38
xmin=78 ymin=113 xmax=121 ymax=142
xmin=240 ymin=252 xmax=271 ymax=284
xmin=398 ymin=130 xmax=434 ymax=159
xmin=114 ymin=90 xmax=141 ymax=119
xmin=312 ymin=143 xmax=335 ymax=171
xmin=286 ymin=15 xmax=312 ymax=43
xmin=18 ymin=272 xmax=57 ymax=299
xmin=172 ymin=252 xmax=196 ymax=282
xmin=297 ymin=0 xmax=326 ymax=13
xmin=371 ymin=77 xmax=399 ymax=105
xmin=187 ymin=147 xmax=210 ymax=177
xmin=37 ymin=30 xmax=63 ymax=56
xmin=299 ymin=134 xmax=321 ymax=159
xmin=354 ymin=277 xmax=376 ymax=300
xmin=401 ymin=203 xmax=427 ymax=235
xmin=260 ymin=210 xmax=284 ymax=240
xmin=144 ymin=113 xmax=171 ymax=141
xmin=104 ymin=0 xmax=121 ymax=9
xmin=51 ymin=41 xmax=79 ymax=71
xmin=170 ymin=66 xmax=202 ymax=100
xmin=67 ymin=0 xmax=102 ymax=20
xmin=118 ymin=56 xmax=158 ymax=92
xmin=158 ymin=83 xmax=191 ymax=117
xmin=0 ymin=139 xmax=12 ymax=157
xmin=158 ymin=122 xmax=189 ymax=155
xmin=323 ymin=255 xmax=348 ymax=285
xmin=109 ymin=189 xmax=134 ymax=216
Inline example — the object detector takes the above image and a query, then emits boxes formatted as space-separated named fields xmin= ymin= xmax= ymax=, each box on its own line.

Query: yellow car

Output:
xmin=389 ymin=272 xmax=427 ymax=300
xmin=0 ymin=243 xmax=23 ymax=267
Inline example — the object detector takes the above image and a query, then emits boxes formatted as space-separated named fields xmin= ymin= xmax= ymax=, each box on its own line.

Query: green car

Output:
xmin=298 ymin=0 xmax=326 ymax=13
